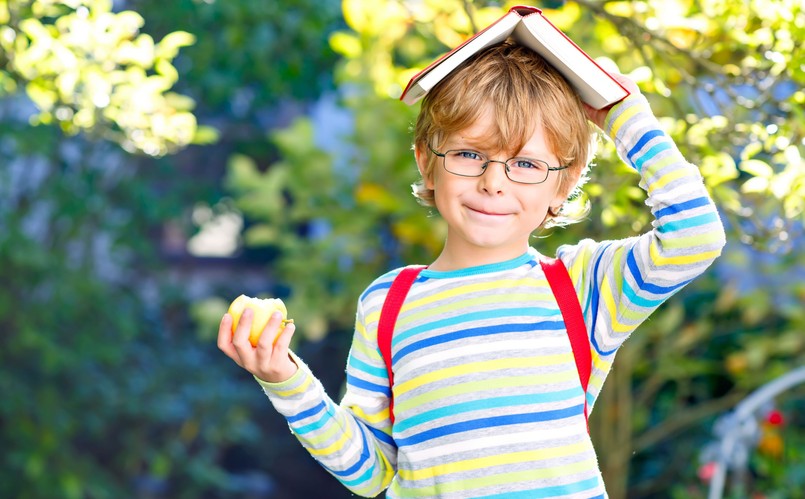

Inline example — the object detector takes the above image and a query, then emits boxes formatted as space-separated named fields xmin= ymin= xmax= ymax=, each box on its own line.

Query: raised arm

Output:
xmin=560 ymin=88 xmax=727 ymax=405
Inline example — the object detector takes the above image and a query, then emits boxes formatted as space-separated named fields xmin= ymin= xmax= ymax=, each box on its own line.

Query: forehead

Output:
xmin=444 ymin=104 xmax=554 ymax=157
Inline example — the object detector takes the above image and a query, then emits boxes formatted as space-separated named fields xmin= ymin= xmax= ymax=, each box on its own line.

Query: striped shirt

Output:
xmin=257 ymin=94 xmax=726 ymax=498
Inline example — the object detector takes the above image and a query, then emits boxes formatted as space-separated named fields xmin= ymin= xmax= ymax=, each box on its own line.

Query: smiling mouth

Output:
xmin=468 ymin=206 xmax=510 ymax=217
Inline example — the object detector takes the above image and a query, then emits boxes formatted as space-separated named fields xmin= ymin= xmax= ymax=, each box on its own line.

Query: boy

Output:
xmin=218 ymin=40 xmax=725 ymax=498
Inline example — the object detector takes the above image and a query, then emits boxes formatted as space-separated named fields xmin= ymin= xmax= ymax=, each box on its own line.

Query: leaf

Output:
xmin=225 ymin=154 xmax=261 ymax=191
xmin=155 ymin=30 xmax=196 ymax=60
xmin=191 ymin=125 xmax=219 ymax=145
xmin=244 ymin=224 xmax=280 ymax=246
xmin=741 ymin=176 xmax=769 ymax=194
xmin=740 ymin=159 xmax=774 ymax=178
xmin=329 ymin=31 xmax=362 ymax=58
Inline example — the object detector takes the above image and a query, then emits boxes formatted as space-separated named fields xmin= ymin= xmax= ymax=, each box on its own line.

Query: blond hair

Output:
xmin=412 ymin=41 xmax=597 ymax=228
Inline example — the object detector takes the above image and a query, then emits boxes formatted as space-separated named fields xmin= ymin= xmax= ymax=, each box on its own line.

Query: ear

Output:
xmin=549 ymin=178 xmax=571 ymax=214
xmin=415 ymin=145 xmax=435 ymax=190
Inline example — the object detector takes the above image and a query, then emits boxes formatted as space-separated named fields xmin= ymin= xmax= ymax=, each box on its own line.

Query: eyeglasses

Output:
xmin=429 ymin=144 xmax=568 ymax=185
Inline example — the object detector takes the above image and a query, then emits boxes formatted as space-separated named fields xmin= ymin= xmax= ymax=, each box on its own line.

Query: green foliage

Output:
xmin=221 ymin=0 xmax=805 ymax=497
xmin=0 ymin=0 xmax=346 ymax=497
xmin=3 ymin=0 xmax=803 ymax=497
xmin=0 ymin=0 xmax=206 ymax=156
xmin=130 ymin=0 xmax=344 ymax=111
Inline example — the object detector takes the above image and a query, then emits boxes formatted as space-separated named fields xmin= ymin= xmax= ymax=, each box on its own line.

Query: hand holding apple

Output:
xmin=228 ymin=294 xmax=293 ymax=347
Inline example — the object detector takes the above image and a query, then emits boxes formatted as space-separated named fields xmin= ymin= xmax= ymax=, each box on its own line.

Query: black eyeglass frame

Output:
xmin=428 ymin=144 xmax=569 ymax=185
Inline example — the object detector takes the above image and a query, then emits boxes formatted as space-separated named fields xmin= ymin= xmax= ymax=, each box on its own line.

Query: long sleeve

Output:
xmin=559 ymin=93 xmax=727 ymax=409
xmin=255 ymin=296 xmax=398 ymax=497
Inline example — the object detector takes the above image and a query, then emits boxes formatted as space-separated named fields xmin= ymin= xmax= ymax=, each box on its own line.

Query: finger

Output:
xmin=254 ymin=311 xmax=286 ymax=353
xmin=272 ymin=319 xmax=296 ymax=356
xmin=217 ymin=314 xmax=242 ymax=364
xmin=259 ymin=321 xmax=298 ymax=382
xmin=231 ymin=308 xmax=257 ymax=366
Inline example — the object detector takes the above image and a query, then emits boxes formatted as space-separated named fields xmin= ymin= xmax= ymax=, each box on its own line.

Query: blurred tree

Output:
xmin=0 ymin=0 xmax=206 ymax=155
xmin=0 ymin=0 xmax=346 ymax=497
xmin=223 ymin=0 xmax=805 ymax=497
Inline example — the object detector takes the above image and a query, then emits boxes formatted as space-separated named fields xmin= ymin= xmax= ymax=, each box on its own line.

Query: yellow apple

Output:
xmin=228 ymin=294 xmax=292 ymax=346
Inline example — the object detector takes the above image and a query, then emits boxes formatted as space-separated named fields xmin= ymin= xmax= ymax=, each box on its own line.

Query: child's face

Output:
xmin=416 ymin=105 xmax=567 ymax=265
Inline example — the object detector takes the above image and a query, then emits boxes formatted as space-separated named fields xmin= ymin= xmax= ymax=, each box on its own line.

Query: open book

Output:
xmin=400 ymin=5 xmax=629 ymax=110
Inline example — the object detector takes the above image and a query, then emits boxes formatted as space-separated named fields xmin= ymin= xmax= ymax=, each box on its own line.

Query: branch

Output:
xmin=633 ymin=391 xmax=745 ymax=452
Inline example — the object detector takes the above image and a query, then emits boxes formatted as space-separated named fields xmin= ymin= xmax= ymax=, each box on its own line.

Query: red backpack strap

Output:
xmin=378 ymin=265 xmax=426 ymax=425
xmin=540 ymin=257 xmax=592 ymax=430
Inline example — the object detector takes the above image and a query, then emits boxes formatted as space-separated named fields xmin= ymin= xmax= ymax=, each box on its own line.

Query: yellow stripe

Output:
xmin=271 ymin=373 xmax=314 ymax=397
xmin=349 ymin=404 xmax=389 ymax=425
xmin=394 ymin=371 xmax=578 ymax=413
xmin=657 ymin=232 xmax=724 ymax=251
xmin=646 ymin=163 xmax=689 ymax=195
xmin=352 ymin=449 xmax=395 ymax=496
xmin=609 ymin=102 xmax=641 ymax=137
xmin=650 ymin=243 xmax=722 ymax=266
xmin=399 ymin=292 xmax=555 ymax=330
xmin=367 ymin=277 xmax=552 ymax=327
xmin=394 ymin=354 xmax=569 ymax=395
xmin=355 ymin=320 xmax=373 ymax=342
xmin=591 ymin=351 xmax=612 ymax=374
xmin=399 ymin=441 xmax=589 ymax=481
xmin=399 ymin=458 xmax=597 ymax=495
xmin=599 ymin=280 xmax=639 ymax=335
xmin=640 ymin=153 xmax=677 ymax=176
xmin=350 ymin=338 xmax=377 ymax=359
xmin=306 ymin=415 xmax=354 ymax=457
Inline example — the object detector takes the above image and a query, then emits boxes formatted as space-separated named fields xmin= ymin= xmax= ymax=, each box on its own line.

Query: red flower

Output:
xmin=698 ymin=461 xmax=717 ymax=482
xmin=765 ymin=409 xmax=784 ymax=426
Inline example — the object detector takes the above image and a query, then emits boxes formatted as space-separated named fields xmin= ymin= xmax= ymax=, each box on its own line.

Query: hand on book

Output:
xmin=584 ymin=73 xmax=640 ymax=130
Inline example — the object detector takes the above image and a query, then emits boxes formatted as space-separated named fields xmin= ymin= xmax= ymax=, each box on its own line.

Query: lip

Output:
xmin=466 ymin=205 xmax=512 ymax=217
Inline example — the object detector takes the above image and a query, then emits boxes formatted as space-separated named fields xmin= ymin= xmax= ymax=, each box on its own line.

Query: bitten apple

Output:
xmin=228 ymin=295 xmax=293 ymax=346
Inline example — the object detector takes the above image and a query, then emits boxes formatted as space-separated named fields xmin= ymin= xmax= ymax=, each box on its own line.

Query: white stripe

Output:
xmin=403 ymin=424 xmax=582 ymax=461
xmin=394 ymin=337 xmax=569 ymax=379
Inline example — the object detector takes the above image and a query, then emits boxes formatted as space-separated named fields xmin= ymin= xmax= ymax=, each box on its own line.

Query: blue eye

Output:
xmin=511 ymin=158 xmax=547 ymax=171
xmin=454 ymin=150 xmax=483 ymax=161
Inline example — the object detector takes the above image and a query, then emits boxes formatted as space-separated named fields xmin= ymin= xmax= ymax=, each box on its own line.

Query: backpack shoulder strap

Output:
xmin=378 ymin=260 xmax=591 ymax=429
xmin=378 ymin=265 xmax=426 ymax=424
xmin=540 ymin=257 xmax=592 ymax=429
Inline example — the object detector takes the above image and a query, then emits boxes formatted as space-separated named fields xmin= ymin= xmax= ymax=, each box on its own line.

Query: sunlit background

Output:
xmin=2 ymin=0 xmax=803 ymax=497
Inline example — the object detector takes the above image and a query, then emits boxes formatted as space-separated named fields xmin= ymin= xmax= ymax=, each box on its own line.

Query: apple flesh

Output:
xmin=228 ymin=294 xmax=292 ymax=346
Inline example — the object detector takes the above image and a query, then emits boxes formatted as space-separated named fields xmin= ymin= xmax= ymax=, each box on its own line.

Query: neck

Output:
xmin=428 ymin=243 xmax=530 ymax=271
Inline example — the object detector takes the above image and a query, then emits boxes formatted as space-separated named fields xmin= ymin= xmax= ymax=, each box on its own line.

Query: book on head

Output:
xmin=400 ymin=5 xmax=629 ymax=110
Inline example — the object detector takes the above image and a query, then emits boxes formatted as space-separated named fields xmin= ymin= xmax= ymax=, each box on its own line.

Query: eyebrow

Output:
xmin=447 ymin=142 xmax=551 ymax=159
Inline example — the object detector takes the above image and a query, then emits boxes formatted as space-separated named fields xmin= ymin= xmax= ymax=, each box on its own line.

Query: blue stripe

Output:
xmin=655 ymin=196 xmax=711 ymax=219
xmin=394 ymin=307 xmax=559 ymax=347
xmin=626 ymin=129 xmax=664 ymax=161
xmin=348 ymin=356 xmax=388 ymax=378
xmin=395 ymin=404 xmax=583 ymax=447
xmin=588 ymin=244 xmax=609 ymax=356
xmin=367 ymin=424 xmax=395 ymax=447
xmin=626 ymin=250 xmax=689 ymax=295
xmin=633 ymin=142 xmax=672 ymax=172
xmin=394 ymin=388 xmax=582 ymax=433
xmin=287 ymin=400 xmax=326 ymax=423
xmin=361 ymin=280 xmax=392 ymax=301
xmin=340 ymin=464 xmax=374 ymax=486
xmin=294 ymin=411 xmax=330 ymax=435
xmin=347 ymin=373 xmax=392 ymax=396
xmin=320 ymin=425 xmax=395 ymax=479
xmin=479 ymin=476 xmax=602 ymax=498
xmin=321 ymin=434 xmax=372 ymax=478
xmin=622 ymin=279 xmax=667 ymax=308
xmin=657 ymin=212 xmax=719 ymax=233
xmin=393 ymin=321 xmax=566 ymax=364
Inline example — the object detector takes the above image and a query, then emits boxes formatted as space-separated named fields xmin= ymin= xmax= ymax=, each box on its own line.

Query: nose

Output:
xmin=479 ymin=160 xmax=508 ymax=194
